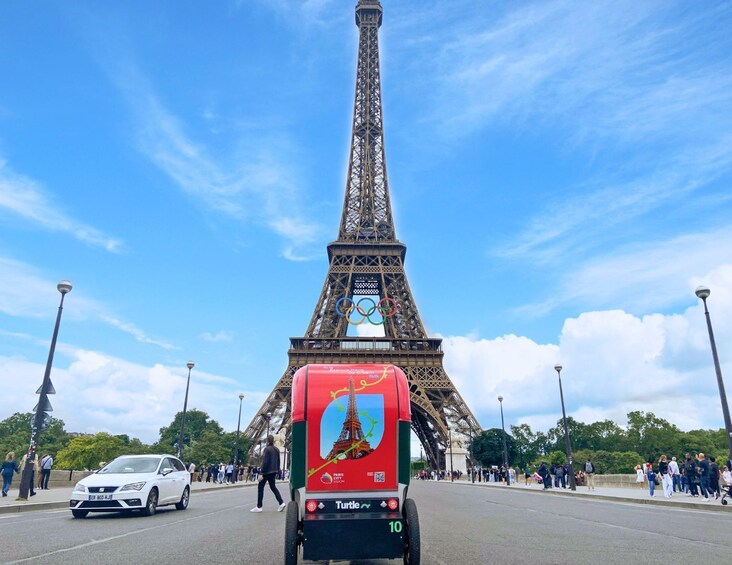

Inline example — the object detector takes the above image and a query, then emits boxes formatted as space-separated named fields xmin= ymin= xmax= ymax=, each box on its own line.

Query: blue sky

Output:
xmin=2 ymin=0 xmax=732 ymax=450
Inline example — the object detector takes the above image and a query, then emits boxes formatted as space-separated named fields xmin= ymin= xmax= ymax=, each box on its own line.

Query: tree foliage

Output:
xmin=156 ymin=409 xmax=224 ymax=453
xmin=470 ymin=428 xmax=518 ymax=467
xmin=56 ymin=433 xmax=129 ymax=470
xmin=0 ymin=412 xmax=69 ymax=459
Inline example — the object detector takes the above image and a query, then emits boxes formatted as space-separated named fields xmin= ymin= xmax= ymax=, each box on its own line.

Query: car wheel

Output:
xmin=284 ymin=501 xmax=300 ymax=565
xmin=402 ymin=498 xmax=420 ymax=565
xmin=175 ymin=486 xmax=190 ymax=510
xmin=141 ymin=488 xmax=158 ymax=517
xmin=71 ymin=509 xmax=88 ymax=519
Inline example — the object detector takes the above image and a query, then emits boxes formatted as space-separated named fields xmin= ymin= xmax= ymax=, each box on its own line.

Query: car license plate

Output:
xmin=89 ymin=494 xmax=113 ymax=501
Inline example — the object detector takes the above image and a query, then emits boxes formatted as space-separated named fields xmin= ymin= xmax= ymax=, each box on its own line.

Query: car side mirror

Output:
xmin=161 ymin=467 xmax=174 ymax=476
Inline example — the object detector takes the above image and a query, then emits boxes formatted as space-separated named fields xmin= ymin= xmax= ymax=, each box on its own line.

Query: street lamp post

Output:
xmin=498 ymin=395 xmax=510 ymax=485
xmin=470 ymin=428 xmax=476 ymax=483
xmin=695 ymin=286 xmax=732 ymax=460
xmin=177 ymin=361 xmax=195 ymax=460
xmin=233 ymin=393 xmax=244 ymax=484
xmin=448 ymin=429 xmax=454 ymax=481
xmin=554 ymin=363 xmax=576 ymax=491
xmin=18 ymin=280 xmax=72 ymax=501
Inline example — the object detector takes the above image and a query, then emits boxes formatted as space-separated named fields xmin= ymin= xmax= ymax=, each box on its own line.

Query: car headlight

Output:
xmin=120 ymin=482 xmax=147 ymax=491
xmin=73 ymin=483 xmax=87 ymax=493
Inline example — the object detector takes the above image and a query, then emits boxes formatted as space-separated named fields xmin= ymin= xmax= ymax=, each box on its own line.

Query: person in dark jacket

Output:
xmin=538 ymin=462 xmax=550 ymax=489
xmin=250 ymin=435 xmax=286 ymax=513
xmin=709 ymin=456 xmax=720 ymax=499
xmin=697 ymin=453 xmax=713 ymax=501
xmin=683 ymin=453 xmax=699 ymax=497
xmin=1 ymin=452 xmax=20 ymax=496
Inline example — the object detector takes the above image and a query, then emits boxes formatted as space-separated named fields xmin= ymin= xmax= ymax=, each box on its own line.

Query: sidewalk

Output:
xmin=449 ymin=479 xmax=731 ymax=512
xmin=0 ymin=479 xmax=263 ymax=515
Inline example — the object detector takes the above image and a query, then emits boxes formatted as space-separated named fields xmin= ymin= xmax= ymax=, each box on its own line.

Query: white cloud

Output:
xmin=0 ymin=255 xmax=175 ymax=350
xmin=106 ymin=66 xmax=323 ymax=261
xmin=443 ymin=264 xmax=732 ymax=433
xmin=0 ymin=347 xmax=263 ymax=443
xmin=0 ymin=159 xmax=123 ymax=252
xmin=199 ymin=330 xmax=234 ymax=343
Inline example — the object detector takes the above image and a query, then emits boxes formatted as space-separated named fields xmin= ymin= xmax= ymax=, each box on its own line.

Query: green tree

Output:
xmin=470 ymin=428 xmax=518 ymax=467
xmin=0 ymin=412 xmax=69 ymax=459
xmin=56 ymin=433 xmax=128 ymax=470
xmin=510 ymin=423 xmax=547 ymax=467
xmin=156 ymin=409 xmax=223 ymax=453
xmin=626 ymin=411 xmax=683 ymax=461
xmin=548 ymin=450 xmax=566 ymax=465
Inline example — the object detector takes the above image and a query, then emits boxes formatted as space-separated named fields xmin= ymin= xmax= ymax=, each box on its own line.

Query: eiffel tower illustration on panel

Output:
xmin=244 ymin=0 xmax=481 ymax=469
xmin=326 ymin=378 xmax=374 ymax=461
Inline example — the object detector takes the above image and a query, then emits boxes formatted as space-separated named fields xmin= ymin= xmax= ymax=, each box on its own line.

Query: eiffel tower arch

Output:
xmin=244 ymin=0 xmax=481 ymax=470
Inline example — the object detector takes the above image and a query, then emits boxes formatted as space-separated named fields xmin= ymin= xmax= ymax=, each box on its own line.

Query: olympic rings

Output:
xmin=336 ymin=296 xmax=398 ymax=325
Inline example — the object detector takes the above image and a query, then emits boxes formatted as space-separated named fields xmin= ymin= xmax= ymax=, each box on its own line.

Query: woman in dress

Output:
xmin=635 ymin=465 xmax=645 ymax=489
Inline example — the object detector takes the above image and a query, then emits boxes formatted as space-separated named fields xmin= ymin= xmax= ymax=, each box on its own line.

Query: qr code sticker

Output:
xmin=374 ymin=472 xmax=385 ymax=483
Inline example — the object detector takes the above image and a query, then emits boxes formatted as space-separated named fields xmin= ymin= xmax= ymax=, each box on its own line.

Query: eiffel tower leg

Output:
xmin=243 ymin=365 xmax=297 ymax=462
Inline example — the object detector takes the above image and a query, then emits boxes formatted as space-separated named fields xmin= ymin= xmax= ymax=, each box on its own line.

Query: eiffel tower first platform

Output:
xmin=244 ymin=0 xmax=480 ymax=470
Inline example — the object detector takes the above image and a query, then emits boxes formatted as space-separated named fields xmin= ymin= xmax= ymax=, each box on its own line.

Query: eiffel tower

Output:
xmin=326 ymin=378 xmax=374 ymax=461
xmin=244 ymin=0 xmax=481 ymax=469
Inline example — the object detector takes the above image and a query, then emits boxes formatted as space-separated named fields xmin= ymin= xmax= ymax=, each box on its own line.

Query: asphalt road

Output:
xmin=1 ymin=481 xmax=730 ymax=564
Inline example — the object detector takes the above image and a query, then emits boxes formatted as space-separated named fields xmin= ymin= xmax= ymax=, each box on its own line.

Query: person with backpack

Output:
xmin=555 ymin=462 xmax=566 ymax=488
xmin=584 ymin=458 xmax=596 ymax=490
xmin=683 ymin=453 xmax=699 ymax=497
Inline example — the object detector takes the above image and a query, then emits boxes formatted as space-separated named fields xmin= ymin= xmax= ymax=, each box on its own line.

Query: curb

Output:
xmin=0 ymin=481 xmax=260 ymax=515
xmin=452 ymin=481 xmax=731 ymax=513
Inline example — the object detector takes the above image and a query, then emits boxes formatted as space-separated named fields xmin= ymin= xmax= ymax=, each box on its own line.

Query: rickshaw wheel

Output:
xmin=284 ymin=501 xmax=300 ymax=565
xmin=402 ymin=498 xmax=420 ymax=565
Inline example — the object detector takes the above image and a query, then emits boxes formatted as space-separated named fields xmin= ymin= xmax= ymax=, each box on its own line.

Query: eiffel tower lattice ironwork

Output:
xmin=244 ymin=0 xmax=481 ymax=469
xmin=326 ymin=378 xmax=374 ymax=461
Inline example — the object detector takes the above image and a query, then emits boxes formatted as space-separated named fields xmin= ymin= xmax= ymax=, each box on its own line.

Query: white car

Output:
xmin=69 ymin=454 xmax=190 ymax=518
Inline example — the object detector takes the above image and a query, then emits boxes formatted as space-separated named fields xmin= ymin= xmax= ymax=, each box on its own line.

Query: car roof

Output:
xmin=112 ymin=454 xmax=178 ymax=459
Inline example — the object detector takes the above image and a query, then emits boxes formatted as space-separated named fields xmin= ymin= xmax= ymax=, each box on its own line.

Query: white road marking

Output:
xmin=5 ymin=505 xmax=241 ymax=564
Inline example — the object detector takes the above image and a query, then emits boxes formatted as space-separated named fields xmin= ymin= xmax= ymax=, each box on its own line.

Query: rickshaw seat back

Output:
xmin=290 ymin=364 xmax=411 ymax=495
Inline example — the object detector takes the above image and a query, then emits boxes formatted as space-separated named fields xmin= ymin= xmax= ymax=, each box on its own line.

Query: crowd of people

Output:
xmin=181 ymin=460 xmax=289 ymax=485
xmin=2 ymin=450 xmax=54 ymax=497
xmin=635 ymin=452 xmax=732 ymax=500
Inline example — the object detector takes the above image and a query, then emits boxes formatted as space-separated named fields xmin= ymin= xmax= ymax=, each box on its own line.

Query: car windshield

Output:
xmin=99 ymin=457 xmax=161 ymax=474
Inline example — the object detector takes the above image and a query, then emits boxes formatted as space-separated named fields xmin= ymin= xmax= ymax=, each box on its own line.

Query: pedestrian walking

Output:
xmin=1 ymin=452 xmax=20 ymax=496
xmin=646 ymin=464 xmax=656 ymax=497
xmin=709 ymin=456 xmax=720 ymax=500
xmin=696 ymin=453 xmax=713 ymax=501
xmin=19 ymin=450 xmax=39 ymax=497
xmin=538 ymin=461 xmax=550 ymax=490
xmin=40 ymin=454 xmax=53 ymax=489
xmin=251 ymin=435 xmax=286 ymax=513
xmin=668 ymin=456 xmax=681 ymax=492
xmin=584 ymin=458 xmax=596 ymax=490
xmin=658 ymin=455 xmax=673 ymax=498
xmin=683 ymin=453 xmax=699 ymax=497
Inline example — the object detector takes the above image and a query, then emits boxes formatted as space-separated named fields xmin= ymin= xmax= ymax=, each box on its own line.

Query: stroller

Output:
xmin=721 ymin=482 xmax=732 ymax=505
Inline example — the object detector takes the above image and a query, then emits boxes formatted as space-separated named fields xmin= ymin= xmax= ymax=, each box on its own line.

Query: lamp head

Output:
xmin=239 ymin=393 xmax=245 ymax=401
xmin=695 ymin=285 xmax=710 ymax=300
xmin=57 ymin=280 xmax=73 ymax=294
xmin=186 ymin=361 xmax=195 ymax=370
xmin=554 ymin=363 xmax=562 ymax=373
xmin=497 ymin=395 xmax=503 ymax=403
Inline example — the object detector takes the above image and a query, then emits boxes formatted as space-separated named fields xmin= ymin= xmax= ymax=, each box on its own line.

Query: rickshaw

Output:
xmin=284 ymin=364 xmax=420 ymax=564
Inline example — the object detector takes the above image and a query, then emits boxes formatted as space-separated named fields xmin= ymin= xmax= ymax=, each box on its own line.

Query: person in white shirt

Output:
xmin=668 ymin=456 xmax=681 ymax=492
xmin=40 ymin=454 xmax=53 ymax=490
